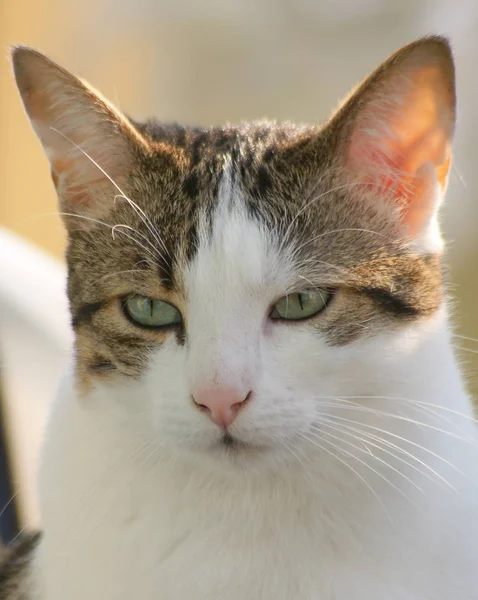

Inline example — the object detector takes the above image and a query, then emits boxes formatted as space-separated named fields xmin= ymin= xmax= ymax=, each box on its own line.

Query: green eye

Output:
xmin=124 ymin=295 xmax=182 ymax=328
xmin=270 ymin=289 xmax=331 ymax=321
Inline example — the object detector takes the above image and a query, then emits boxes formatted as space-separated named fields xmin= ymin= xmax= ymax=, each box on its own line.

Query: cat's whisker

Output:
xmin=316 ymin=395 xmax=478 ymax=425
xmin=291 ymin=239 xmax=398 ymax=272
xmin=317 ymin=412 xmax=476 ymax=487
xmin=310 ymin=425 xmax=425 ymax=495
xmin=313 ymin=417 xmax=456 ymax=491
xmin=0 ymin=491 xmax=20 ymax=523
xmin=54 ymin=208 xmax=169 ymax=266
xmin=297 ymin=433 xmax=392 ymax=522
xmin=292 ymin=256 xmax=351 ymax=275
xmin=453 ymin=334 xmax=478 ymax=344
xmin=323 ymin=403 xmax=477 ymax=451
xmin=291 ymin=226 xmax=400 ymax=259
xmin=325 ymin=397 xmax=477 ymax=443
xmin=452 ymin=344 xmax=478 ymax=355
xmin=312 ymin=421 xmax=440 ymax=487
xmin=278 ymin=438 xmax=317 ymax=487
xmin=281 ymin=180 xmax=394 ymax=250
xmin=296 ymin=262 xmax=349 ymax=282
xmin=8 ymin=526 xmax=28 ymax=546
xmin=112 ymin=194 xmax=171 ymax=260
xmin=57 ymin=212 xmax=165 ymax=264
xmin=451 ymin=163 xmax=467 ymax=189
xmin=304 ymin=431 xmax=418 ymax=508
xmin=50 ymin=126 xmax=171 ymax=261
xmin=109 ymin=223 xmax=165 ymax=261
xmin=95 ymin=261 xmax=153 ymax=284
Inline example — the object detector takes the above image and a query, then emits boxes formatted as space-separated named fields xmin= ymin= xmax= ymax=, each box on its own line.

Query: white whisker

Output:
xmin=319 ymin=412 xmax=474 ymax=486
xmin=452 ymin=344 xmax=478 ymax=355
xmin=50 ymin=127 xmax=171 ymax=261
xmin=281 ymin=180 xmax=392 ymax=250
xmin=315 ymin=417 xmax=456 ymax=491
xmin=57 ymin=212 xmax=163 ymax=264
xmin=453 ymin=334 xmax=478 ymax=344
xmin=298 ymin=433 xmax=392 ymax=521
xmin=314 ymin=421 xmax=436 ymax=488
xmin=317 ymin=395 xmax=478 ymax=426
xmin=292 ymin=227 xmax=397 ymax=258
xmin=303 ymin=434 xmax=416 ymax=506
xmin=318 ymin=427 xmax=424 ymax=494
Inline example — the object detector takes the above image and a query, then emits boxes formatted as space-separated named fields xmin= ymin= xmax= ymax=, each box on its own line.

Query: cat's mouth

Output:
xmin=220 ymin=432 xmax=238 ymax=447
xmin=214 ymin=433 xmax=266 ymax=456
xmin=218 ymin=432 xmax=245 ymax=450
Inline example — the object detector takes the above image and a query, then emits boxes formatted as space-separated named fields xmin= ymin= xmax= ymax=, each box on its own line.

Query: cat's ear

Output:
xmin=332 ymin=36 xmax=455 ymax=250
xmin=11 ymin=46 xmax=149 ymax=226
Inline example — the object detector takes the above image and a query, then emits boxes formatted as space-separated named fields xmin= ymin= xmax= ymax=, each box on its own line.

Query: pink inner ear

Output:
xmin=344 ymin=63 xmax=454 ymax=237
xmin=52 ymin=158 xmax=111 ymax=215
xmin=348 ymin=135 xmax=407 ymax=197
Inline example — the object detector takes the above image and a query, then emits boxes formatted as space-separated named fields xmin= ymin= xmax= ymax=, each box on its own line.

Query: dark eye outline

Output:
xmin=269 ymin=288 xmax=334 ymax=322
xmin=121 ymin=295 xmax=183 ymax=330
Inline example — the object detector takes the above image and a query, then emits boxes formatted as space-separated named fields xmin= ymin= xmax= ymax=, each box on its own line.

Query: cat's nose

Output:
xmin=192 ymin=387 xmax=251 ymax=429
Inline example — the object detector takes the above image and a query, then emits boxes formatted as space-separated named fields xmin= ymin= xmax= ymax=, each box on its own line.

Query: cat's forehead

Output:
xmin=127 ymin=121 xmax=342 ymax=267
xmin=127 ymin=121 xmax=393 ymax=283
xmin=121 ymin=122 xmax=308 ymax=279
xmin=67 ymin=120 xmax=441 ymax=326
xmin=134 ymin=120 xmax=322 ymax=214
xmin=185 ymin=176 xmax=292 ymax=299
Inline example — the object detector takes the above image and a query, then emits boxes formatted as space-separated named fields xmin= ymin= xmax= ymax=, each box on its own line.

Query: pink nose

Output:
xmin=193 ymin=387 xmax=251 ymax=429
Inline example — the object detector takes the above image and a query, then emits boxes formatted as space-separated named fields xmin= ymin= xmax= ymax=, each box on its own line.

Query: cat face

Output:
xmin=12 ymin=37 xmax=454 ymax=471
xmin=140 ymin=196 xmax=418 ymax=470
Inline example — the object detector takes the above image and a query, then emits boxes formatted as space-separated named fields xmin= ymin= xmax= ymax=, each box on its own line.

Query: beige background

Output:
xmin=1 ymin=0 xmax=478 ymax=526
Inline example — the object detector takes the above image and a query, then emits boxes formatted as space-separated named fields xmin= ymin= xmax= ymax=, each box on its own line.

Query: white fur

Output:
xmin=31 ymin=199 xmax=478 ymax=599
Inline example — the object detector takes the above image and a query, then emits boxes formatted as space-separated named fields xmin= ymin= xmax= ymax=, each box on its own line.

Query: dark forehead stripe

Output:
xmin=255 ymin=165 xmax=273 ymax=197
xmin=133 ymin=121 xmax=254 ymax=253
xmin=359 ymin=287 xmax=420 ymax=317
xmin=182 ymin=172 xmax=199 ymax=199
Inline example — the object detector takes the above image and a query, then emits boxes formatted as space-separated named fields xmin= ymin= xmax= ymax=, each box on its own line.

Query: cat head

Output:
xmin=12 ymin=37 xmax=455 ymax=473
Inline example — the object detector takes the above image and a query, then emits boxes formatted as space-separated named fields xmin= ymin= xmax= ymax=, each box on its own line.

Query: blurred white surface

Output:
xmin=0 ymin=227 xmax=71 ymax=524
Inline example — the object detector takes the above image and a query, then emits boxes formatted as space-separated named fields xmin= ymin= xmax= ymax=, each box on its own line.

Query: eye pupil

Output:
xmin=124 ymin=294 xmax=182 ymax=328
xmin=271 ymin=288 xmax=331 ymax=321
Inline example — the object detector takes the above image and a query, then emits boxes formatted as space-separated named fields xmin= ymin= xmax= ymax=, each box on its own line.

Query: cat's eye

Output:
xmin=270 ymin=289 xmax=331 ymax=321
xmin=124 ymin=295 xmax=182 ymax=328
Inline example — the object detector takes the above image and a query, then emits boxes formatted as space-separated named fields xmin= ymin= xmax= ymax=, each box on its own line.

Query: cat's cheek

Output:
xmin=140 ymin=344 xmax=214 ymax=446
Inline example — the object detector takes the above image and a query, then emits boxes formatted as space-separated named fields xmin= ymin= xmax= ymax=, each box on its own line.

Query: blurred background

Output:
xmin=1 ymin=0 xmax=478 ymax=538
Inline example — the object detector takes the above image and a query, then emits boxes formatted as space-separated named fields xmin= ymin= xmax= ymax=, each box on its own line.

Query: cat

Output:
xmin=2 ymin=35 xmax=478 ymax=599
